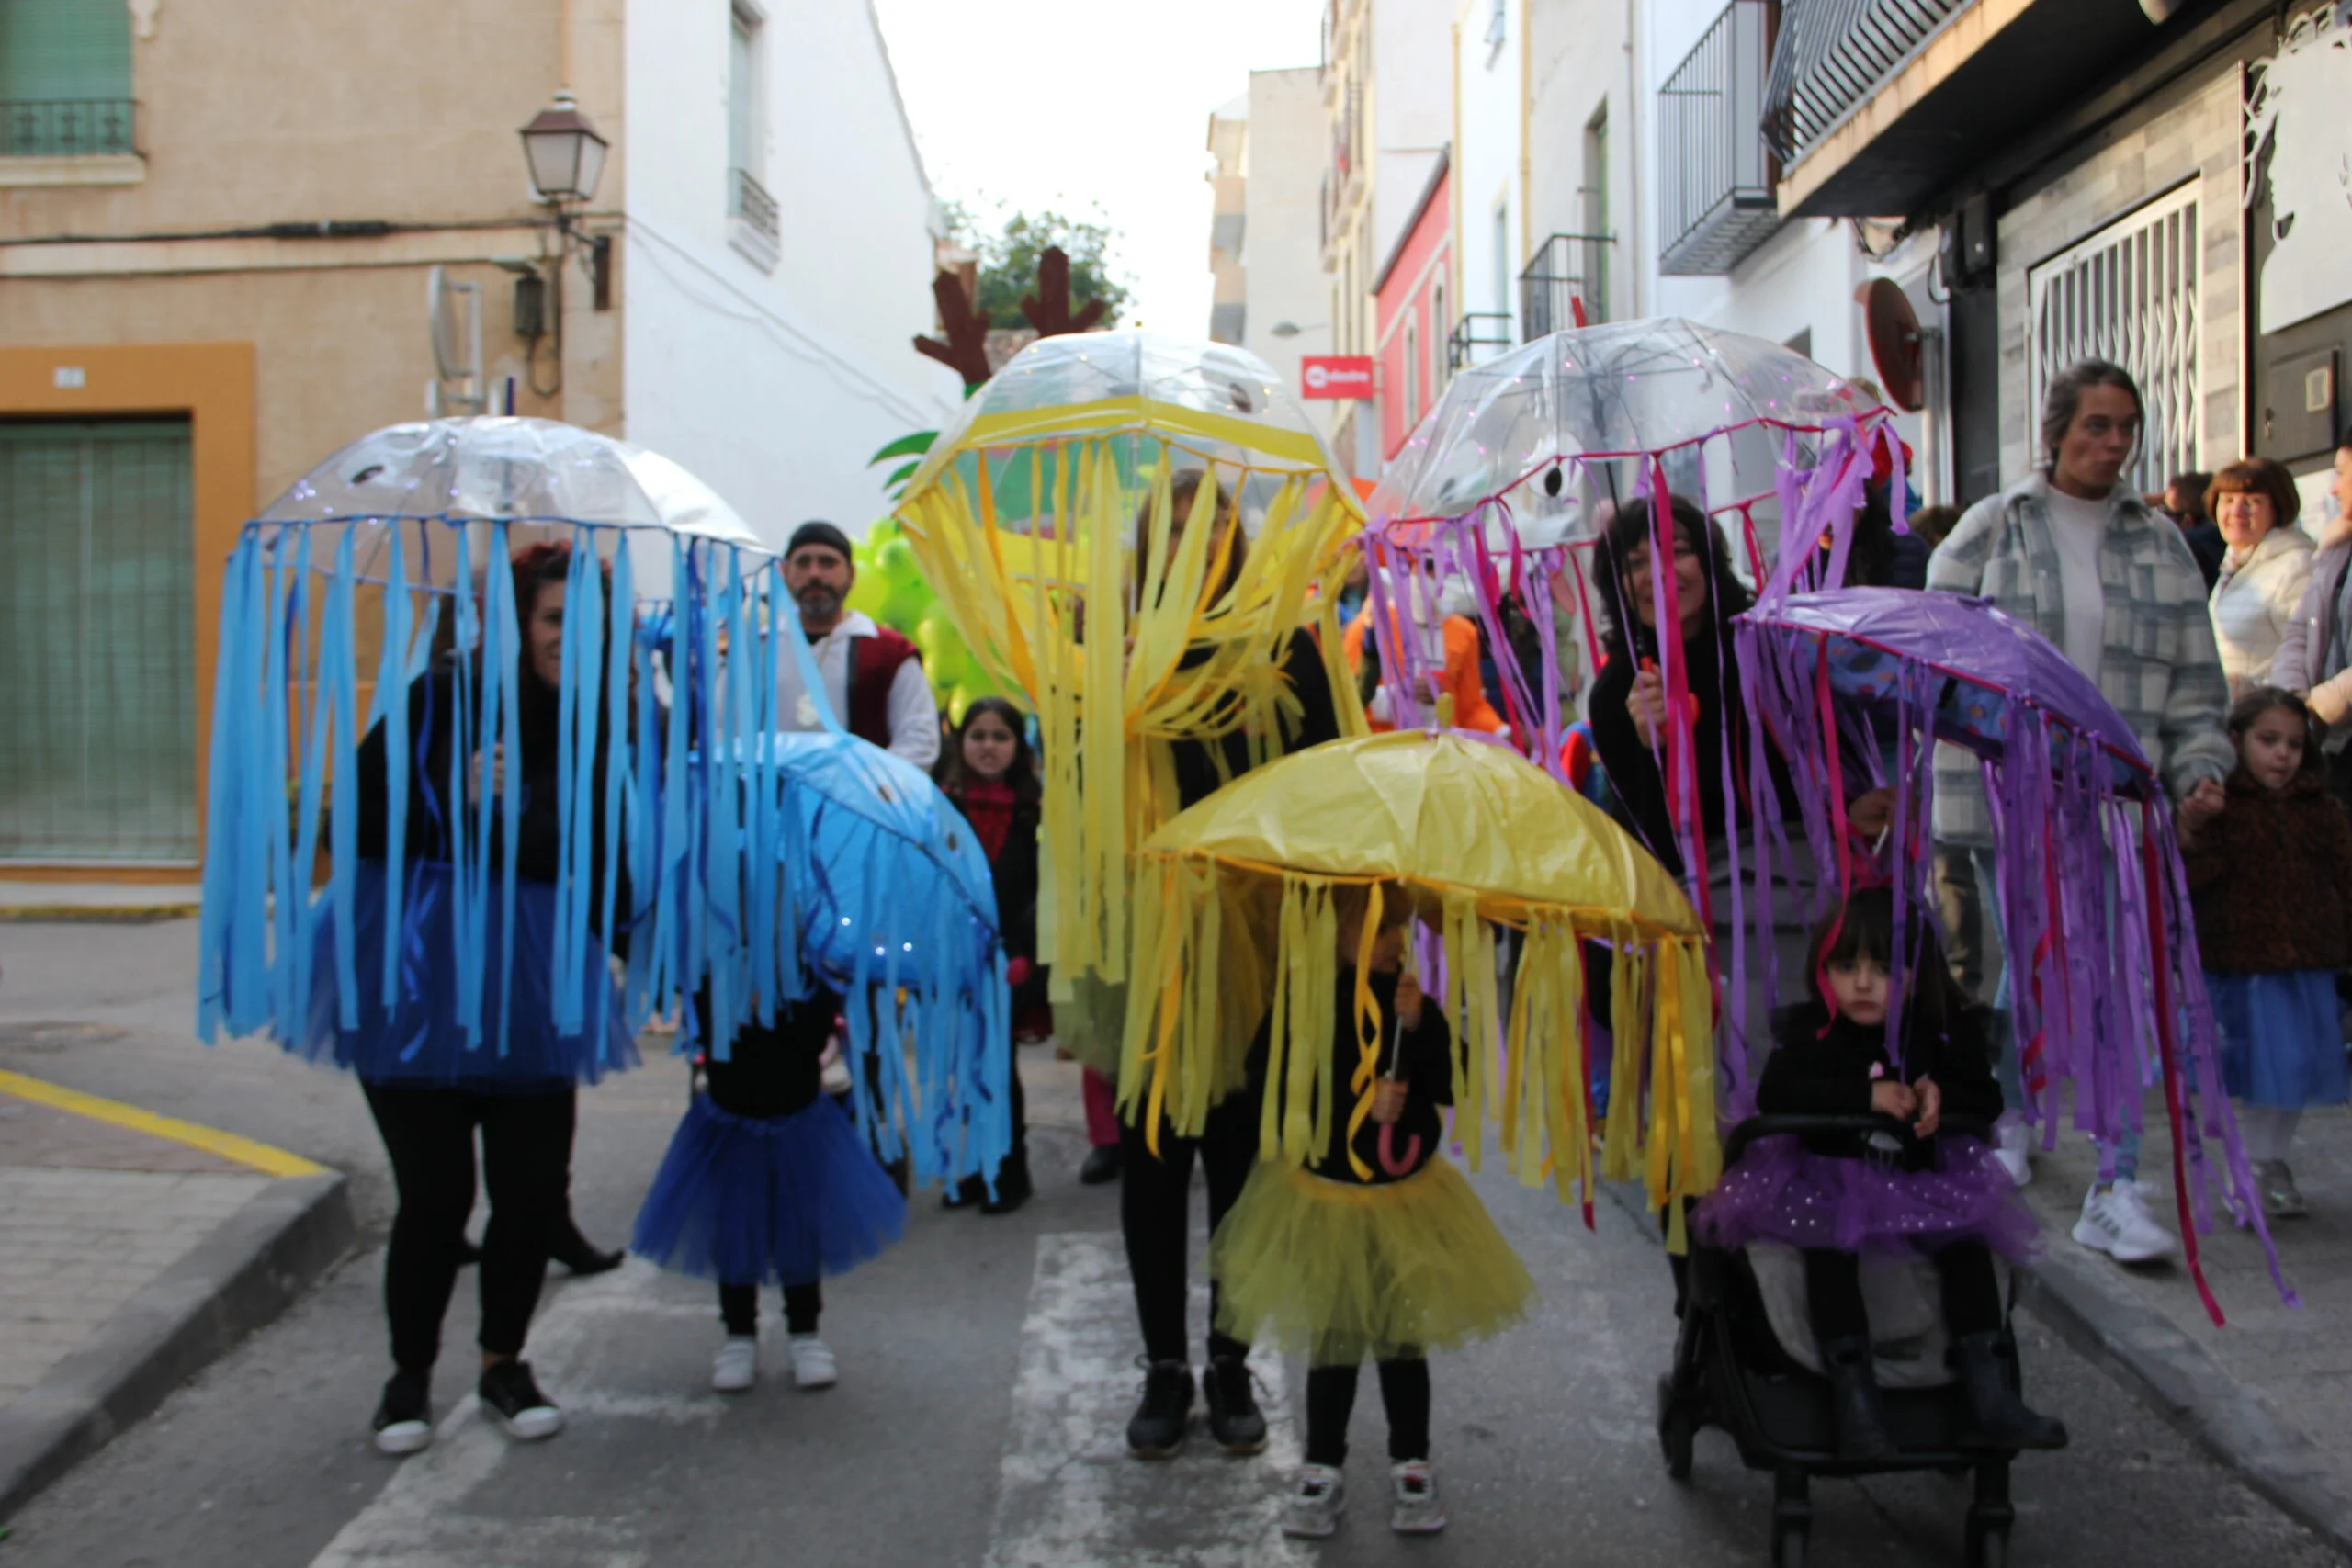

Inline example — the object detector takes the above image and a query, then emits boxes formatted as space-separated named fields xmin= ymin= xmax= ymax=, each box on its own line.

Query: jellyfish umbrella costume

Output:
xmin=1126 ymin=728 xmax=1715 ymax=1235
xmin=1359 ymin=319 xmax=1895 ymax=800
xmin=1731 ymin=580 xmax=2290 ymax=1323
xmin=631 ymin=632 xmax=1009 ymax=1283
xmin=890 ymin=333 xmax=1367 ymax=1043
xmin=196 ymin=417 xmax=776 ymax=1089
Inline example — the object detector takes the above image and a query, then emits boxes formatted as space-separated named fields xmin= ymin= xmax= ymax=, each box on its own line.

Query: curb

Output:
xmin=2014 ymin=1242 xmax=2352 ymax=1557
xmin=0 ymin=1169 xmax=356 ymax=1523
xmin=0 ymin=906 xmax=199 ymax=924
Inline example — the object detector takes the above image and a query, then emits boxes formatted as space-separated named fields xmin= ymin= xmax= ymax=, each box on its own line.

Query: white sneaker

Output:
xmin=1992 ymin=1115 xmax=2032 ymax=1187
xmin=712 ymin=1336 xmax=758 ymax=1393
xmin=787 ymin=1334 xmax=838 ymax=1390
xmin=2073 ymin=1179 xmax=2177 ymax=1264
xmin=1389 ymin=1460 xmax=1447 ymax=1534
xmin=1282 ymin=1464 xmax=1347 ymax=1539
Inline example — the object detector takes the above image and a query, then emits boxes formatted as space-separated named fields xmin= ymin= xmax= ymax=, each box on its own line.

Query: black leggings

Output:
xmin=718 ymin=1280 xmax=821 ymax=1337
xmin=364 ymin=1082 xmax=576 ymax=1372
xmin=1305 ymin=1356 xmax=1431 ymax=1467
xmin=1120 ymin=1092 xmax=1257 ymax=1365
xmin=1803 ymin=1241 xmax=2006 ymax=1347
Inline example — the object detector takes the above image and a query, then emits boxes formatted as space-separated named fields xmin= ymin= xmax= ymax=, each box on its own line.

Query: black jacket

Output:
xmin=1246 ymin=965 xmax=1453 ymax=1186
xmin=1756 ymin=999 xmax=2005 ymax=1166
xmin=1170 ymin=628 xmax=1343 ymax=810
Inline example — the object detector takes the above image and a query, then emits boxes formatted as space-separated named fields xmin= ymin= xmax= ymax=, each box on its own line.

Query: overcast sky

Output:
xmin=871 ymin=0 xmax=1326 ymax=335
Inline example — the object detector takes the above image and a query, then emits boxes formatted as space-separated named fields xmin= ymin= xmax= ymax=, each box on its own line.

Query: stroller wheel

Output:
xmin=1655 ymin=1374 xmax=1695 ymax=1481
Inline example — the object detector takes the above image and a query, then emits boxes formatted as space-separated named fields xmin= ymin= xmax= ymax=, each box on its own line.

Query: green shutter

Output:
xmin=0 ymin=0 xmax=134 ymax=155
xmin=0 ymin=421 xmax=197 ymax=862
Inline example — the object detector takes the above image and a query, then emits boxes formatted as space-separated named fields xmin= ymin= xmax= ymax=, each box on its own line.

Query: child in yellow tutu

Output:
xmin=1211 ymin=883 xmax=1533 ymax=1540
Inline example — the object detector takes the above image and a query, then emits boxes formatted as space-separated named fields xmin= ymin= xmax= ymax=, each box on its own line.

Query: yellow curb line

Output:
xmin=0 ymin=1068 xmax=327 ymax=1179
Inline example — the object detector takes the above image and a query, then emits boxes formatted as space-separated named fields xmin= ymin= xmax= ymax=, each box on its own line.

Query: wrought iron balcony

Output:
xmin=1763 ymin=0 xmax=1967 ymax=168
xmin=2 ymin=99 xmax=137 ymax=158
xmin=730 ymin=167 xmax=780 ymax=246
xmin=1657 ymin=0 xmax=1782 ymax=276
xmin=1446 ymin=311 xmax=1514 ymax=372
xmin=1518 ymin=233 xmax=1612 ymax=339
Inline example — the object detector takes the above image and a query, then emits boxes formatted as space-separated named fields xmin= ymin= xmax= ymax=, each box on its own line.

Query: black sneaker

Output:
xmin=1079 ymin=1145 xmax=1124 ymax=1186
xmin=981 ymin=1157 xmax=1034 ymax=1215
xmin=479 ymin=1359 xmax=563 ymax=1441
xmin=371 ymin=1369 xmax=433 ymax=1456
xmin=1204 ymin=1355 xmax=1268 ymax=1454
xmin=549 ymin=1218 xmax=626 ymax=1277
xmin=1126 ymin=1359 xmax=1194 ymax=1459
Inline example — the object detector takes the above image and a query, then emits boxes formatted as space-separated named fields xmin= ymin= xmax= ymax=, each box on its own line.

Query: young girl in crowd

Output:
xmin=1694 ymin=888 xmax=2064 ymax=1460
xmin=936 ymin=697 xmax=1040 ymax=1213
xmin=2184 ymin=687 xmax=2352 ymax=1218
xmin=1211 ymin=883 xmax=1533 ymax=1539
xmin=631 ymin=986 xmax=907 ymax=1393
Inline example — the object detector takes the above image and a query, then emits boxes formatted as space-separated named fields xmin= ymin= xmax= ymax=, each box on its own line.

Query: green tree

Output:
xmin=944 ymin=203 xmax=1131 ymax=330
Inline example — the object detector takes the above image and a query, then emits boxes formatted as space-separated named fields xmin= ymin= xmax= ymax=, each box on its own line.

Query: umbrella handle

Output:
xmin=1377 ymin=1121 xmax=1422 ymax=1177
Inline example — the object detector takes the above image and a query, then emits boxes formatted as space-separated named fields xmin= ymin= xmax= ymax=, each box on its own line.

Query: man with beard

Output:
xmin=773 ymin=521 xmax=939 ymax=768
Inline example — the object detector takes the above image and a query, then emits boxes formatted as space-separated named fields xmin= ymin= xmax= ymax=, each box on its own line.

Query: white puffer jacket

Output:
xmin=2211 ymin=524 xmax=2315 ymax=692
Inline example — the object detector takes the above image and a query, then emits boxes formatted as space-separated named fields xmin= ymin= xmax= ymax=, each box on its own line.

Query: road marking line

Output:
xmin=0 ymin=1067 xmax=326 ymax=1177
xmin=986 ymin=1231 xmax=1308 ymax=1568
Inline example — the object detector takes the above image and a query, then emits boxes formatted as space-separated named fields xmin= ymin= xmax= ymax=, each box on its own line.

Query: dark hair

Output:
xmin=2206 ymin=457 xmax=2301 ymax=529
xmin=939 ymin=695 xmax=1041 ymax=804
xmin=1134 ymin=469 xmax=1247 ymax=612
xmin=2227 ymin=685 xmax=2319 ymax=776
xmin=2039 ymin=359 xmax=2143 ymax=472
xmin=1905 ymin=503 xmax=1962 ymax=551
xmin=1598 ymin=492 xmax=1752 ymax=664
xmin=1806 ymin=886 xmax=1967 ymax=1039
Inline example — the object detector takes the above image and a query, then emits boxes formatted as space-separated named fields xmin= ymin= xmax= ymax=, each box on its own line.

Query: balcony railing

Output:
xmin=1657 ymin=0 xmax=1781 ymax=276
xmin=2 ymin=100 xmax=137 ymax=158
xmin=1446 ymin=312 xmax=1514 ymax=372
xmin=1763 ymin=0 xmax=1967 ymax=168
xmin=1518 ymin=233 xmax=1613 ymax=339
xmin=730 ymin=167 xmax=780 ymax=245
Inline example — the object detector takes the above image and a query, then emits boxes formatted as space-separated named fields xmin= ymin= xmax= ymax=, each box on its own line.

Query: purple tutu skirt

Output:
xmin=1693 ymin=1134 xmax=2041 ymax=1262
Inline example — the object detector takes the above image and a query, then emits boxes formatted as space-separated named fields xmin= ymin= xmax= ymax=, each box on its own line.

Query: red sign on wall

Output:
xmin=1299 ymin=355 xmax=1375 ymax=400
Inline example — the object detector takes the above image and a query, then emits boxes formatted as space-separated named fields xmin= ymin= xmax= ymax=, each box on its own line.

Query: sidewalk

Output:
xmin=0 ymin=1068 xmax=353 ymax=1522
xmin=2006 ymin=1092 xmax=2352 ymax=1552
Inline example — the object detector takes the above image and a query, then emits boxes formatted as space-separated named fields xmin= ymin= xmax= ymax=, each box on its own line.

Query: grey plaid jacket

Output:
xmin=1925 ymin=472 xmax=2233 ymax=848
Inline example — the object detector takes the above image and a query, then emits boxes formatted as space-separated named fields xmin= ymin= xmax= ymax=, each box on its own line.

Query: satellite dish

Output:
xmin=1857 ymin=278 xmax=1928 ymax=412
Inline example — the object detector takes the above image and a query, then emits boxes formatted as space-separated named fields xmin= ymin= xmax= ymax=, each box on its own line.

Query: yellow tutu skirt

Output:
xmin=1210 ymin=1156 xmax=1534 ymax=1364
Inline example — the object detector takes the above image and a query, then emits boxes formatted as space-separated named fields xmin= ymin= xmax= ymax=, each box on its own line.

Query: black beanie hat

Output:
xmin=786 ymin=520 xmax=854 ymax=561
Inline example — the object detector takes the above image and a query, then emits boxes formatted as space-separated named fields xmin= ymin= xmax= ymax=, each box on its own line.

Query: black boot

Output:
xmin=1820 ymin=1336 xmax=1898 ymax=1461
xmin=1951 ymin=1332 xmax=2067 ymax=1450
xmin=1203 ymin=1354 xmax=1268 ymax=1454
xmin=549 ymin=1216 xmax=625 ymax=1277
xmin=1079 ymin=1145 xmax=1123 ymax=1186
xmin=980 ymin=1154 xmax=1034 ymax=1215
xmin=1125 ymin=1359 xmax=1194 ymax=1459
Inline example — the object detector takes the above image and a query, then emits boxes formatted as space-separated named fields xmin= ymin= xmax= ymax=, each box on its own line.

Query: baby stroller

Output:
xmin=1654 ymin=1112 xmax=2061 ymax=1568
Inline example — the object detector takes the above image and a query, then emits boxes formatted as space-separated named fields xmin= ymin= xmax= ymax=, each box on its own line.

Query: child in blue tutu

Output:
xmin=2183 ymin=686 xmax=2352 ymax=1220
xmin=633 ymin=987 xmax=906 ymax=1393
xmin=1694 ymin=887 xmax=2063 ymax=1461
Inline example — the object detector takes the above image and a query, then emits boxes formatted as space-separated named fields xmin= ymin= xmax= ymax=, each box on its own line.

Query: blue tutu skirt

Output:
xmin=1694 ymin=1134 xmax=2041 ymax=1262
xmin=300 ymin=860 xmax=639 ymax=1088
xmin=2209 ymin=968 xmax=2351 ymax=1111
xmin=632 ymin=1093 xmax=906 ymax=1287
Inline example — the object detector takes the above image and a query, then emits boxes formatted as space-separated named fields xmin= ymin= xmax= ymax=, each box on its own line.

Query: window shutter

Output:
xmin=0 ymin=0 xmax=134 ymax=105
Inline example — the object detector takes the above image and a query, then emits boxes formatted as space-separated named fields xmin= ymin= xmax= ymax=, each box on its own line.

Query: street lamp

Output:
xmin=514 ymin=91 xmax=612 ymax=397
xmin=1270 ymin=319 xmax=1329 ymax=339
xmin=518 ymin=92 xmax=608 ymax=205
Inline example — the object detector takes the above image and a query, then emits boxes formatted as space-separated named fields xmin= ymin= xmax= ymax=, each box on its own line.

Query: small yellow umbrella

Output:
xmin=1127 ymin=728 xmax=1718 ymax=1224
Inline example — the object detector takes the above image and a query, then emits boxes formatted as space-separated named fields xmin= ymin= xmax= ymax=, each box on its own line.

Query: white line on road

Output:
xmin=986 ymin=1232 xmax=1308 ymax=1568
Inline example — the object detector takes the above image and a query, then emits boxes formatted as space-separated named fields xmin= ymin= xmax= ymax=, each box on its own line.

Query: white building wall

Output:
xmin=1240 ymin=67 xmax=1335 ymax=398
xmin=1452 ymin=0 xmax=1525 ymax=347
xmin=622 ymin=0 xmax=959 ymax=547
xmin=1370 ymin=0 xmax=1456 ymax=272
xmin=1527 ymin=0 xmax=1635 ymax=323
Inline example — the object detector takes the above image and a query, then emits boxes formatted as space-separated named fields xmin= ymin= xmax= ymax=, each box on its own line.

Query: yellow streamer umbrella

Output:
xmin=1127 ymin=728 xmax=1718 ymax=1224
xmin=894 ymin=332 xmax=1367 ymax=1031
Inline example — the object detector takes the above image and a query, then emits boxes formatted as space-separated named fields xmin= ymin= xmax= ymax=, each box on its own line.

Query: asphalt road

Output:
xmin=0 ymin=917 xmax=2341 ymax=1567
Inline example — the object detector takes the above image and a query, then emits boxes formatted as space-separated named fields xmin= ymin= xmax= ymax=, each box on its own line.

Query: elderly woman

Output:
xmin=2269 ymin=438 xmax=2352 ymax=807
xmin=2207 ymin=457 xmax=2312 ymax=695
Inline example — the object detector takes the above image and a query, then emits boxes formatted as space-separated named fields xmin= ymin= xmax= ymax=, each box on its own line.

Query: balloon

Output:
xmin=879 ymin=581 xmax=931 ymax=634
xmin=843 ymin=571 xmax=890 ymax=620
xmin=876 ymin=538 xmax=918 ymax=585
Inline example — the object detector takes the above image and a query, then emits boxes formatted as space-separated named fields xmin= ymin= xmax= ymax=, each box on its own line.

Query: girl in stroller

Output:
xmin=1694 ymin=887 xmax=2064 ymax=1460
